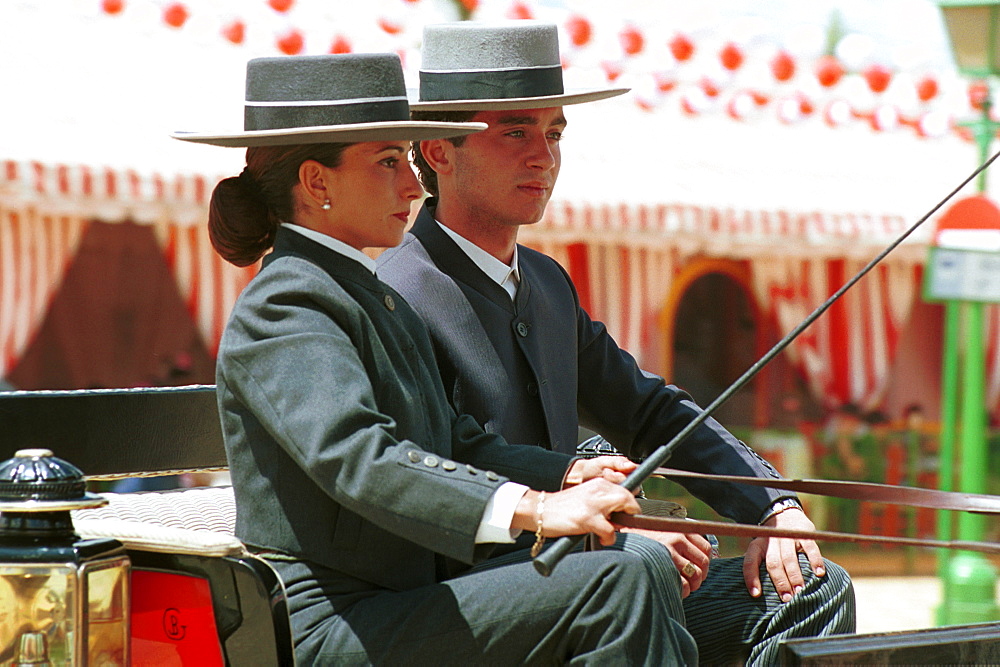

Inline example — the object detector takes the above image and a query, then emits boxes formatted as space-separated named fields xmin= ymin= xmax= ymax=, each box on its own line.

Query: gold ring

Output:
xmin=682 ymin=562 xmax=697 ymax=578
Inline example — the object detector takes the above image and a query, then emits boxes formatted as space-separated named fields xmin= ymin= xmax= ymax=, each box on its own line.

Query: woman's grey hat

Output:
xmin=172 ymin=53 xmax=486 ymax=147
xmin=411 ymin=22 xmax=629 ymax=111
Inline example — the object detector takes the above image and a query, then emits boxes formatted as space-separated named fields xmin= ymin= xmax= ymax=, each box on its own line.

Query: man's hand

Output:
xmin=564 ymin=455 xmax=637 ymax=487
xmin=742 ymin=508 xmax=826 ymax=602
xmin=617 ymin=526 xmax=712 ymax=598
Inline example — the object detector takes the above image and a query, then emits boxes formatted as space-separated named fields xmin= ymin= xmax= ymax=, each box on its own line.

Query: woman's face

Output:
xmin=323 ymin=141 xmax=423 ymax=250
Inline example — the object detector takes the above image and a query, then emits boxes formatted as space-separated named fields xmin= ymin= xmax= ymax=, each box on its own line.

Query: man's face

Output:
xmin=448 ymin=107 xmax=566 ymax=228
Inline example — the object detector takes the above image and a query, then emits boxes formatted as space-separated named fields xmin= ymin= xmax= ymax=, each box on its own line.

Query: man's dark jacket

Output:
xmin=377 ymin=200 xmax=788 ymax=525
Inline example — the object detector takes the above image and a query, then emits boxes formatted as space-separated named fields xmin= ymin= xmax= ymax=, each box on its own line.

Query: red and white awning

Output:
xmin=534 ymin=200 xmax=920 ymax=259
xmin=0 ymin=176 xmax=256 ymax=380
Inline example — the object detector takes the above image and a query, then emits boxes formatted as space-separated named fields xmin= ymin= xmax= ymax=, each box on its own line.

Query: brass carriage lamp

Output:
xmin=0 ymin=449 xmax=130 ymax=665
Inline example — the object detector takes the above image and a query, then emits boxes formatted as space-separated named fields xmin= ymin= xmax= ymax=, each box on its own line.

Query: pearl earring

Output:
xmin=321 ymin=199 xmax=331 ymax=210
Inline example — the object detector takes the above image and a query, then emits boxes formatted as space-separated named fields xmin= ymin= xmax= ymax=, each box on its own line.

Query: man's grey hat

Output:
xmin=173 ymin=53 xmax=485 ymax=147
xmin=411 ymin=21 xmax=629 ymax=111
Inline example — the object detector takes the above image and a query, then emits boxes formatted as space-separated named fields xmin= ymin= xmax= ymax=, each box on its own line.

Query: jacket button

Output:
xmin=516 ymin=322 xmax=528 ymax=337
xmin=383 ymin=294 xmax=395 ymax=311
xmin=424 ymin=456 xmax=439 ymax=468
xmin=485 ymin=471 xmax=499 ymax=481
xmin=527 ymin=382 xmax=538 ymax=396
xmin=442 ymin=460 xmax=457 ymax=471
xmin=407 ymin=451 xmax=421 ymax=463
xmin=466 ymin=464 xmax=478 ymax=475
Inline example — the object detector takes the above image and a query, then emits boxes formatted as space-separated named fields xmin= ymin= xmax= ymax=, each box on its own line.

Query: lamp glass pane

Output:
xmin=84 ymin=558 xmax=130 ymax=665
xmin=942 ymin=6 xmax=999 ymax=76
xmin=0 ymin=563 xmax=77 ymax=664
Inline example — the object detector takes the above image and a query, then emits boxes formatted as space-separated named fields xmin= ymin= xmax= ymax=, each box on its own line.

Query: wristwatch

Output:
xmin=758 ymin=497 xmax=802 ymax=525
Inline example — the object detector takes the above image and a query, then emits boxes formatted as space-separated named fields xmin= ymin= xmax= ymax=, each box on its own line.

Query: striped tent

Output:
xmin=3 ymin=0 xmax=1000 ymax=417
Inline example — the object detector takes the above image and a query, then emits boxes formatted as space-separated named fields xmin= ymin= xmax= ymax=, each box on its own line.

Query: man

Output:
xmin=378 ymin=21 xmax=855 ymax=665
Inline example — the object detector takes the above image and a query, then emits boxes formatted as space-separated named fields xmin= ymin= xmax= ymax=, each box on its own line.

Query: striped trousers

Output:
xmin=477 ymin=533 xmax=854 ymax=666
xmin=684 ymin=554 xmax=855 ymax=665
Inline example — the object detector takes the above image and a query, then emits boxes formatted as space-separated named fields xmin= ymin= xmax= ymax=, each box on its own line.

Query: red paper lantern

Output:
xmin=750 ymin=90 xmax=770 ymax=106
xmin=727 ymin=93 xmax=753 ymax=120
xmin=268 ymin=0 xmax=294 ymax=12
xmin=221 ymin=19 xmax=245 ymax=44
xmin=506 ymin=2 xmax=533 ymax=19
xmin=870 ymin=105 xmax=899 ymax=132
xmin=163 ymin=3 xmax=188 ymax=28
xmin=699 ymin=77 xmax=720 ymax=98
xmin=815 ymin=56 xmax=844 ymax=88
xmin=823 ymin=99 xmax=851 ymax=127
xmin=101 ymin=0 xmax=124 ymax=15
xmin=601 ymin=60 xmax=624 ymax=82
xmin=619 ymin=25 xmax=644 ymax=56
xmin=719 ymin=42 xmax=744 ymax=71
xmin=681 ymin=89 xmax=710 ymax=115
xmin=565 ymin=14 xmax=592 ymax=47
xmin=330 ymin=35 xmax=352 ymax=54
xmin=635 ymin=95 xmax=656 ymax=112
xmin=653 ymin=72 xmax=676 ymax=93
xmin=669 ymin=33 xmax=694 ymax=62
xmin=916 ymin=111 xmax=950 ymax=138
xmin=378 ymin=17 xmax=402 ymax=35
xmin=798 ymin=95 xmax=815 ymax=116
xmin=969 ymin=80 xmax=990 ymax=110
xmin=276 ymin=28 xmax=304 ymax=55
xmin=863 ymin=64 xmax=892 ymax=94
xmin=770 ymin=50 xmax=795 ymax=82
xmin=916 ymin=75 xmax=939 ymax=102
xmin=459 ymin=0 xmax=479 ymax=13
xmin=777 ymin=97 xmax=803 ymax=124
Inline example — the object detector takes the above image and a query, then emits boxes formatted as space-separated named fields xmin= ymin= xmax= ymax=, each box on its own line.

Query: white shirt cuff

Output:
xmin=475 ymin=482 xmax=529 ymax=543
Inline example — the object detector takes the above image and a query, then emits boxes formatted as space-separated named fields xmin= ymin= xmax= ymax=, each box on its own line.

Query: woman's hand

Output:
xmin=513 ymin=479 xmax=641 ymax=547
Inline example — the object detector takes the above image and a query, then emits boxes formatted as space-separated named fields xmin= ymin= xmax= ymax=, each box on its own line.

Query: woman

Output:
xmin=173 ymin=53 xmax=694 ymax=665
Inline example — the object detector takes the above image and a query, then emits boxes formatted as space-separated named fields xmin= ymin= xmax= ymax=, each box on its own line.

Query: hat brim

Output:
xmin=408 ymin=87 xmax=629 ymax=111
xmin=171 ymin=120 xmax=488 ymax=148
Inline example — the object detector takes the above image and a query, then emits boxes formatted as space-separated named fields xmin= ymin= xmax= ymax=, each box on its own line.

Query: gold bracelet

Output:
xmin=530 ymin=491 xmax=546 ymax=557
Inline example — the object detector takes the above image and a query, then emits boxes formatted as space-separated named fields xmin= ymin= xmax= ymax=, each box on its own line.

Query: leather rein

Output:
xmin=609 ymin=468 xmax=1000 ymax=556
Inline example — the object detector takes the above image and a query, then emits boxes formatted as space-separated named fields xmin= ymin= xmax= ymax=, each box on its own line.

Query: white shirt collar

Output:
xmin=435 ymin=220 xmax=520 ymax=297
xmin=281 ymin=223 xmax=377 ymax=274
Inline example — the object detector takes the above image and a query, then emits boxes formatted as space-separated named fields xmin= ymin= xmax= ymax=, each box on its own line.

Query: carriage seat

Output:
xmin=70 ymin=484 xmax=294 ymax=666
xmin=71 ymin=485 xmax=240 ymax=556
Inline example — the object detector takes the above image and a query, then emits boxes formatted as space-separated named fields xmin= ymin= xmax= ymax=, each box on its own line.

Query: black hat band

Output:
xmin=244 ymin=98 xmax=411 ymax=131
xmin=419 ymin=65 xmax=564 ymax=102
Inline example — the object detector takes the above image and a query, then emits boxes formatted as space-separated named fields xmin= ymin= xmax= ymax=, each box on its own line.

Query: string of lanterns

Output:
xmin=97 ymin=0 xmax=990 ymax=142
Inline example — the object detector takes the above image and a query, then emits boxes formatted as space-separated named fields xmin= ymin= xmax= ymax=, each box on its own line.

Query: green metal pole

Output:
xmin=935 ymin=301 xmax=960 ymax=575
xmin=937 ymin=91 xmax=1000 ymax=625
xmin=938 ymin=303 xmax=1000 ymax=624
